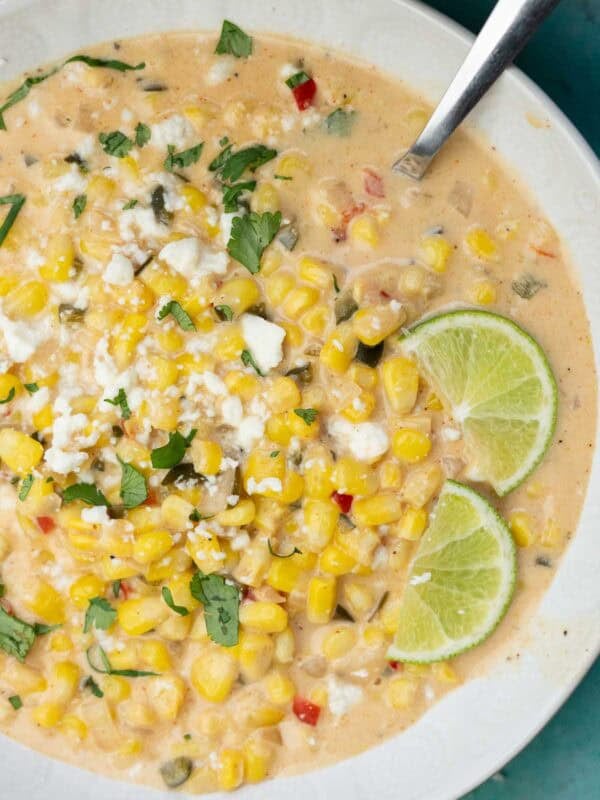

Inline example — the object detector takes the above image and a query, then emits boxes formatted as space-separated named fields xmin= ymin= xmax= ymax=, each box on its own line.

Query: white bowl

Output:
xmin=1 ymin=1 xmax=599 ymax=798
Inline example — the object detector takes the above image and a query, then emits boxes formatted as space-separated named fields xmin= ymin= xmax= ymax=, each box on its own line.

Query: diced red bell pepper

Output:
xmin=363 ymin=168 xmax=385 ymax=198
xmin=36 ymin=516 xmax=55 ymax=534
xmin=118 ymin=581 xmax=131 ymax=600
xmin=331 ymin=491 xmax=353 ymax=514
xmin=388 ymin=660 xmax=402 ymax=671
xmin=291 ymin=77 xmax=317 ymax=110
xmin=292 ymin=696 xmax=321 ymax=726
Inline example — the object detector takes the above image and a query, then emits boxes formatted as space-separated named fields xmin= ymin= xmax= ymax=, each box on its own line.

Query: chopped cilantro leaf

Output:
xmin=215 ymin=20 xmax=253 ymax=58
xmin=227 ymin=211 xmax=281 ymax=273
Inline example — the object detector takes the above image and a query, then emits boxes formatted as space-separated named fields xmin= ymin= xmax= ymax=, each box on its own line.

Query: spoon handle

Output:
xmin=393 ymin=0 xmax=561 ymax=179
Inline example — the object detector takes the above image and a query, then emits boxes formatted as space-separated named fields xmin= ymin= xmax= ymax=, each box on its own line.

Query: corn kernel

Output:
xmin=216 ymin=499 xmax=256 ymax=527
xmin=319 ymin=542 xmax=356 ymax=575
xmin=307 ymin=576 xmax=337 ymax=624
xmin=274 ymin=627 xmax=295 ymax=664
xmin=69 ymin=574 xmax=105 ymax=609
xmin=419 ymin=236 xmax=452 ymax=273
xmin=181 ymin=184 xmax=207 ymax=211
xmin=509 ymin=512 xmax=535 ymax=547
xmin=320 ymin=322 xmax=358 ymax=373
xmin=4 ymin=281 xmax=48 ymax=318
xmin=432 ymin=662 xmax=459 ymax=684
xmin=332 ymin=457 xmax=378 ymax=496
xmin=382 ymin=357 xmax=419 ymax=414
xmin=392 ymin=428 xmax=431 ymax=463
xmin=352 ymin=304 xmax=404 ymax=346
xmin=216 ymin=277 xmax=260 ymax=316
xmin=264 ymin=670 xmax=295 ymax=704
xmin=0 ymin=428 xmax=44 ymax=475
xmin=191 ymin=648 xmax=239 ymax=703
xmin=264 ymin=272 xmax=295 ymax=306
xmin=39 ymin=234 xmax=75 ymax=282
xmin=348 ymin=362 xmax=378 ymax=390
xmin=397 ymin=507 xmax=428 ymax=540
xmin=303 ymin=499 xmax=339 ymax=552
xmin=386 ymin=676 xmax=418 ymax=709
xmin=322 ymin=626 xmax=357 ymax=660
xmin=3 ymin=662 xmax=47 ymax=695
xmin=139 ymin=639 xmax=172 ymax=672
xmin=341 ymin=389 xmax=376 ymax=422
xmin=133 ymin=530 xmax=173 ymax=564
xmin=190 ymin=439 xmax=223 ymax=476
xmin=147 ymin=674 xmax=185 ymax=722
xmin=32 ymin=701 xmax=63 ymax=728
xmin=59 ymin=714 xmax=88 ymax=740
xmin=103 ymin=675 xmax=132 ymax=704
xmin=401 ymin=463 xmax=443 ymax=508
xmin=344 ymin=581 xmax=375 ymax=616
xmin=0 ymin=372 xmax=21 ymax=402
xmin=243 ymin=738 xmax=272 ymax=783
xmin=353 ymin=492 xmax=403 ymax=526
xmin=252 ymin=182 xmax=279 ymax=214
xmin=465 ymin=228 xmax=497 ymax=260
xmin=240 ymin=601 xmax=288 ymax=634
xmin=236 ymin=630 xmax=274 ymax=682
xmin=217 ymin=748 xmax=244 ymax=791
xmin=118 ymin=596 xmax=169 ymax=636
xmin=349 ymin=214 xmax=379 ymax=247
xmin=25 ymin=580 xmax=65 ymax=623
xmin=276 ymin=153 xmax=311 ymax=178
xmin=282 ymin=286 xmax=320 ymax=319
xmin=470 ymin=280 xmax=497 ymax=305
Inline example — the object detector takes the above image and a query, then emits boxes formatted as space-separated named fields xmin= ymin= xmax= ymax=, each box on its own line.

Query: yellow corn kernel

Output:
xmin=319 ymin=542 xmax=356 ymax=575
xmin=282 ymin=285 xmax=320 ymax=319
xmin=284 ymin=409 xmax=319 ymax=441
xmin=341 ymin=389 xmax=376 ymax=422
xmin=214 ymin=326 xmax=245 ymax=361
xmin=509 ymin=512 xmax=535 ymax=547
xmin=349 ymin=213 xmax=379 ymax=247
xmin=252 ymin=182 xmax=279 ymax=214
xmin=236 ymin=630 xmax=275 ymax=682
xmin=264 ymin=414 xmax=292 ymax=446
xmin=266 ymin=551 xmax=315 ymax=593
xmin=120 ymin=700 xmax=156 ymax=729
xmin=192 ymin=648 xmax=239 ymax=703
xmin=181 ymin=183 xmax=207 ymax=211
xmin=303 ymin=499 xmax=339 ymax=551
xmin=217 ymin=748 xmax=245 ymax=791
xmin=118 ymin=596 xmax=170 ymax=636
xmin=303 ymin=449 xmax=334 ymax=499
xmin=264 ymin=271 xmax=295 ymax=306
xmin=59 ymin=714 xmax=88 ymax=740
xmin=0 ymin=274 xmax=18 ymax=296
xmin=215 ymin=499 xmax=255 ymax=528
xmin=386 ymin=676 xmax=418 ymax=709
xmin=344 ymin=581 xmax=375 ymax=617
xmin=470 ymin=280 xmax=497 ymax=306
xmin=39 ymin=234 xmax=75 ymax=282
xmin=277 ymin=152 xmax=310 ymax=178
xmin=322 ymin=626 xmax=357 ymax=660
xmin=101 ymin=556 xmax=139 ymax=581
xmin=382 ymin=357 xmax=419 ymax=414
xmin=392 ymin=428 xmax=431 ymax=464
xmin=69 ymin=574 xmax=105 ymax=609
xmin=401 ymin=463 xmax=443 ymax=508
xmin=223 ymin=371 xmax=258 ymax=402
xmin=3 ymin=662 xmax=47 ymax=695
xmin=133 ymin=530 xmax=173 ymax=565
xmin=246 ymin=704 xmax=285 ymax=728
xmin=32 ymin=701 xmax=63 ymax=728
xmin=156 ymin=327 xmax=184 ymax=353
xmin=190 ymin=439 xmax=222 ymax=476
xmin=419 ymin=236 xmax=452 ymax=273
xmin=297 ymin=257 xmax=333 ymax=290
xmin=352 ymin=304 xmax=404 ymax=346
xmin=335 ymin=526 xmax=380 ymax=566
xmin=348 ymin=362 xmax=378 ymax=390
xmin=147 ymin=674 xmax=185 ymax=722
xmin=274 ymin=627 xmax=295 ymax=664
xmin=264 ymin=670 xmax=295 ymax=705
xmin=397 ymin=507 xmax=428 ymax=541
xmin=25 ymin=580 xmax=65 ymax=624
xmin=216 ymin=277 xmax=260 ymax=316
xmin=159 ymin=494 xmax=194 ymax=531
xmin=244 ymin=448 xmax=285 ymax=486
xmin=144 ymin=355 xmax=179 ymax=391
xmin=240 ymin=601 xmax=288 ymax=634
xmin=103 ymin=675 xmax=132 ymax=704
xmin=243 ymin=738 xmax=272 ymax=783
xmin=32 ymin=404 xmax=53 ymax=430
xmin=309 ymin=684 xmax=329 ymax=707
xmin=265 ymin=376 xmax=301 ymax=414
xmin=139 ymin=639 xmax=172 ymax=672
xmin=465 ymin=228 xmax=497 ymax=260
xmin=139 ymin=262 xmax=188 ymax=299
xmin=0 ymin=428 xmax=44 ymax=476
xmin=363 ymin=624 xmax=386 ymax=647
xmin=320 ymin=322 xmax=358 ymax=373
xmin=353 ymin=492 xmax=403 ymax=526
xmin=432 ymin=662 xmax=459 ymax=684
xmin=51 ymin=661 xmax=80 ymax=703
xmin=307 ymin=575 xmax=337 ymax=624
xmin=379 ymin=459 xmax=403 ymax=490
xmin=0 ymin=372 xmax=21 ymax=403
xmin=332 ymin=457 xmax=378 ymax=496
xmin=425 ymin=393 xmax=444 ymax=411
xmin=186 ymin=530 xmax=224 ymax=574
xmin=4 ymin=280 xmax=49 ymax=318
xmin=107 ymin=643 xmax=138 ymax=671
xmin=540 ymin=518 xmax=561 ymax=548
xmin=260 ymin=249 xmax=282 ymax=276
xmin=233 ymin=540 xmax=271 ymax=587
xmin=86 ymin=176 xmax=115 ymax=204
xmin=50 ymin=632 xmax=73 ymax=653
xmin=148 ymin=395 xmax=180 ymax=431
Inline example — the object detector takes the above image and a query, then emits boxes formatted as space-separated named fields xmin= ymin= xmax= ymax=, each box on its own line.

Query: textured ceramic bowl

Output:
xmin=1 ymin=1 xmax=599 ymax=798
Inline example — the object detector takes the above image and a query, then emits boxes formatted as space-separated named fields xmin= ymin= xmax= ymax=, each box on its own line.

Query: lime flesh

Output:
xmin=402 ymin=310 xmax=557 ymax=496
xmin=387 ymin=480 xmax=516 ymax=663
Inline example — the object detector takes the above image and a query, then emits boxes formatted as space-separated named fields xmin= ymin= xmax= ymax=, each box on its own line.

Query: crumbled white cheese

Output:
xmin=76 ymin=134 xmax=95 ymax=158
xmin=206 ymin=56 xmax=236 ymax=85
xmin=150 ymin=114 xmax=196 ymax=150
xmin=440 ymin=425 xmax=461 ymax=442
xmin=326 ymin=676 xmax=363 ymax=716
xmin=279 ymin=63 xmax=298 ymax=80
xmin=44 ymin=447 xmax=87 ymax=474
xmin=81 ymin=506 xmax=112 ymax=525
xmin=236 ymin=416 xmax=265 ymax=451
xmin=119 ymin=206 xmax=168 ymax=243
xmin=53 ymin=164 xmax=87 ymax=193
xmin=410 ymin=571 xmax=432 ymax=586
xmin=246 ymin=477 xmax=282 ymax=495
xmin=327 ymin=417 xmax=389 ymax=463
xmin=158 ymin=237 xmax=228 ymax=281
xmin=0 ymin=309 xmax=52 ymax=363
xmin=51 ymin=280 xmax=89 ymax=310
xmin=221 ymin=395 xmax=243 ymax=427
xmin=241 ymin=314 xmax=286 ymax=373
xmin=104 ymin=253 xmax=134 ymax=286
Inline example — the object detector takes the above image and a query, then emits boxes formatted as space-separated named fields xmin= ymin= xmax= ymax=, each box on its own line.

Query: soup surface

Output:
xmin=0 ymin=23 xmax=595 ymax=793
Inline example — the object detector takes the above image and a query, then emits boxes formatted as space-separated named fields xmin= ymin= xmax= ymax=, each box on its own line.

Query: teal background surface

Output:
xmin=425 ymin=1 xmax=600 ymax=797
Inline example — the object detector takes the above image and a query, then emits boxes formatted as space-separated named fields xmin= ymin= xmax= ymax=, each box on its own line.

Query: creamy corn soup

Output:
xmin=0 ymin=22 xmax=595 ymax=794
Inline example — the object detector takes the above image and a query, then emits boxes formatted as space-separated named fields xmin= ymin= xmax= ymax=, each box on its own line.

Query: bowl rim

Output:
xmin=0 ymin=1 xmax=599 ymax=799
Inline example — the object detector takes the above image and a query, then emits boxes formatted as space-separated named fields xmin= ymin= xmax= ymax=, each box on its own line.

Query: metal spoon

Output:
xmin=393 ymin=0 xmax=561 ymax=179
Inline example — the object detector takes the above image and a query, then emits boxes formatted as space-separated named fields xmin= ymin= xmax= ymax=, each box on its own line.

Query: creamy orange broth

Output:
xmin=0 ymin=27 xmax=595 ymax=793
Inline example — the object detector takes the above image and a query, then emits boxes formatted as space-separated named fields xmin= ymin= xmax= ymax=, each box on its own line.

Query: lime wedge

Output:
xmin=387 ymin=480 xmax=516 ymax=663
xmin=402 ymin=310 xmax=557 ymax=495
